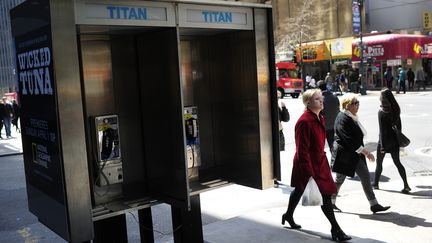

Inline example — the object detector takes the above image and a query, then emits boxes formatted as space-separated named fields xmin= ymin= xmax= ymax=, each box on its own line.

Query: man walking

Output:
xmin=0 ymin=97 xmax=14 ymax=139
xmin=318 ymin=81 xmax=340 ymax=153
xmin=407 ymin=68 xmax=415 ymax=91
xmin=397 ymin=66 xmax=406 ymax=94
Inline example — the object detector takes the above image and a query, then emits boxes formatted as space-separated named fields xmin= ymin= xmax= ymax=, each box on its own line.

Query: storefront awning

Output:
xmin=352 ymin=34 xmax=432 ymax=61
xmin=296 ymin=41 xmax=330 ymax=62
xmin=296 ymin=37 xmax=353 ymax=62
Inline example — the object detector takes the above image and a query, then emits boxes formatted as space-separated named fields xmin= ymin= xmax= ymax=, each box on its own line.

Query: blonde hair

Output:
xmin=302 ymin=89 xmax=322 ymax=108
xmin=340 ymin=93 xmax=359 ymax=110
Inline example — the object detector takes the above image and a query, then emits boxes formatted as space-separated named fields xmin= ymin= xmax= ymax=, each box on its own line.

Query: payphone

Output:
xmin=184 ymin=106 xmax=200 ymax=180
xmin=94 ymin=115 xmax=123 ymax=186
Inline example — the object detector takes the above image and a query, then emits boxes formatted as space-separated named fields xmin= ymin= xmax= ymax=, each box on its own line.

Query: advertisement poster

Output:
xmin=13 ymin=3 xmax=64 ymax=206
xmin=352 ymin=0 xmax=361 ymax=35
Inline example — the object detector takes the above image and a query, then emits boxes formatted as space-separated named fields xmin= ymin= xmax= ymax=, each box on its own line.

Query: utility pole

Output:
xmin=358 ymin=0 xmax=366 ymax=95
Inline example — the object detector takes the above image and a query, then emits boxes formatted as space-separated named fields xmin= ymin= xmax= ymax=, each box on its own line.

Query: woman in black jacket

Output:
xmin=373 ymin=89 xmax=411 ymax=193
xmin=331 ymin=93 xmax=390 ymax=214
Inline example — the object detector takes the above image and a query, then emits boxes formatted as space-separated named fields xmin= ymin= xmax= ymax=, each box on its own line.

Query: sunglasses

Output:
xmin=352 ymin=101 xmax=360 ymax=106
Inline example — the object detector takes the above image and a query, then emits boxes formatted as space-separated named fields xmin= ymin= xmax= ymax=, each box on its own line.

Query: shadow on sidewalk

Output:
xmin=378 ymin=187 xmax=432 ymax=199
xmin=286 ymin=227 xmax=386 ymax=243
xmin=340 ymin=211 xmax=432 ymax=228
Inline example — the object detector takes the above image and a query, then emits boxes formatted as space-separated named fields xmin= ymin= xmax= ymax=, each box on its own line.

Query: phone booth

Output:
xmin=10 ymin=0 xmax=279 ymax=242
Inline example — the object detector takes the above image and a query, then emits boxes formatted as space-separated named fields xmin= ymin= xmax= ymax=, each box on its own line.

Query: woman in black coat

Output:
xmin=331 ymin=93 xmax=390 ymax=214
xmin=373 ymin=89 xmax=410 ymax=193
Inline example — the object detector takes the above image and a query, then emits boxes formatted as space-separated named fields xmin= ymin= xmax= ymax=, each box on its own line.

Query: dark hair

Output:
xmin=380 ymin=88 xmax=400 ymax=121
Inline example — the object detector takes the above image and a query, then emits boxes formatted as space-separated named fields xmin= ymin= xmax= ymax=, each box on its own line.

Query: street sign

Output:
xmin=423 ymin=11 xmax=432 ymax=32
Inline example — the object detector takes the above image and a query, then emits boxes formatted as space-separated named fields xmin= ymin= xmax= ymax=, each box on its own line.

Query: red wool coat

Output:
xmin=290 ymin=109 xmax=337 ymax=195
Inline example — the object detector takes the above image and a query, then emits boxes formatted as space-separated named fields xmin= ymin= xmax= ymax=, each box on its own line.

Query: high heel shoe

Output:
xmin=331 ymin=228 xmax=352 ymax=242
xmin=401 ymin=186 xmax=411 ymax=194
xmin=281 ymin=213 xmax=301 ymax=229
xmin=370 ymin=204 xmax=390 ymax=214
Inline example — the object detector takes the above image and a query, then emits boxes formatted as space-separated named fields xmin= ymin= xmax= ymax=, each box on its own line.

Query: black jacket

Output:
xmin=321 ymin=90 xmax=340 ymax=131
xmin=378 ymin=110 xmax=401 ymax=152
xmin=331 ymin=112 xmax=366 ymax=177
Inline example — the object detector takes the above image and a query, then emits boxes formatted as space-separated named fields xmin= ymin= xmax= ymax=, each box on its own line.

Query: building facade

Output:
xmin=0 ymin=0 xmax=24 ymax=95
xmin=366 ymin=0 xmax=432 ymax=34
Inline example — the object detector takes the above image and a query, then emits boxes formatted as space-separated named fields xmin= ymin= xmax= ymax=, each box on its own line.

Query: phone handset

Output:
xmin=186 ymin=117 xmax=198 ymax=140
xmin=101 ymin=125 xmax=114 ymax=161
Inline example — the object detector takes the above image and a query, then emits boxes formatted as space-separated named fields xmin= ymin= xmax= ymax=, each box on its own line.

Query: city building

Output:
xmin=0 ymin=0 xmax=24 ymax=95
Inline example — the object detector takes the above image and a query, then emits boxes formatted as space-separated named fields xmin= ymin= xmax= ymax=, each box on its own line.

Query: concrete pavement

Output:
xmin=1 ymin=105 xmax=432 ymax=242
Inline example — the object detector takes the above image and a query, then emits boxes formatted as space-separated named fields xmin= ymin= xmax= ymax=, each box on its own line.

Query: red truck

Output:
xmin=276 ymin=62 xmax=303 ymax=98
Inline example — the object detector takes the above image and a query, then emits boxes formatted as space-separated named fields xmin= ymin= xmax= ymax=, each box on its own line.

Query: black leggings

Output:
xmin=374 ymin=147 xmax=409 ymax=187
xmin=286 ymin=188 xmax=340 ymax=230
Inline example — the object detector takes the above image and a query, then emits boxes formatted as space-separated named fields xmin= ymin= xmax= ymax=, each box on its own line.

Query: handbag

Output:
xmin=392 ymin=125 xmax=410 ymax=147
xmin=280 ymin=107 xmax=290 ymax=122
xmin=301 ymin=177 xmax=323 ymax=206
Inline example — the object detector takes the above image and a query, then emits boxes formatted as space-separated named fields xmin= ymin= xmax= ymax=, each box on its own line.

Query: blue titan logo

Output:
xmin=107 ymin=6 xmax=147 ymax=20
xmin=202 ymin=11 xmax=233 ymax=23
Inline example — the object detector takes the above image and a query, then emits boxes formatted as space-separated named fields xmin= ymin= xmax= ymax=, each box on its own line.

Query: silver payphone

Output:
xmin=184 ymin=106 xmax=201 ymax=180
xmin=94 ymin=115 xmax=123 ymax=186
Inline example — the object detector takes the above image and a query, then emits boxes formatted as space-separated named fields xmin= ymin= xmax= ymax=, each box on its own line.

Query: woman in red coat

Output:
xmin=281 ymin=89 xmax=350 ymax=242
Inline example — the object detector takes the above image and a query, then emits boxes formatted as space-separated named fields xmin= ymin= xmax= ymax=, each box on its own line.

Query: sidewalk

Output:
xmin=0 ymin=125 xmax=22 ymax=156
xmin=1 ymin=124 xmax=431 ymax=242
xmin=197 ymin=175 xmax=432 ymax=243
xmin=190 ymin=144 xmax=432 ymax=243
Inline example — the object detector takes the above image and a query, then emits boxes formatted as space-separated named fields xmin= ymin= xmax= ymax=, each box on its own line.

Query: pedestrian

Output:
xmin=282 ymin=89 xmax=351 ymax=242
xmin=309 ymin=77 xmax=316 ymax=88
xmin=305 ymin=73 xmax=312 ymax=89
xmin=356 ymin=74 xmax=362 ymax=93
xmin=0 ymin=97 xmax=14 ymax=139
xmin=373 ymin=89 xmax=411 ymax=193
xmin=415 ymin=67 xmax=426 ymax=91
xmin=318 ymin=81 xmax=340 ymax=153
xmin=397 ymin=66 xmax=406 ymax=94
xmin=277 ymin=90 xmax=290 ymax=151
xmin=407 ymin=68 xmax=415 ymax=91
xmin=384 ymin=67 xmax=394 ymax=90
xmin=325 ymin=72 xmax=333 ymax=91
xmin=11 ymin=99 xmax=20 ymax=133
xmin=331 ymin=93 xmax=390 ymax=214
xmin=339 ymin=70 xmax=346 ymax=93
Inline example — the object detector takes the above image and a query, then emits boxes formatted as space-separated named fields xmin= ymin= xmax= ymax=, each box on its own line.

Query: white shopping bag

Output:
xmin=301 ymin=177 xmax=323 ymax=206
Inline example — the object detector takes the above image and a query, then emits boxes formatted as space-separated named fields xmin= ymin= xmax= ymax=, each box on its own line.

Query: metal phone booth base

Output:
xmin=10 ymin=0 xmax=278 ymax=242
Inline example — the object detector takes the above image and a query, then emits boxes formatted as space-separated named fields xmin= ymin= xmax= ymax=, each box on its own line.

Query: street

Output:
xmin=0 ymin=90 xmax=432 ymax=243
xmin=279 ymin=90 xmax=432 ymax=187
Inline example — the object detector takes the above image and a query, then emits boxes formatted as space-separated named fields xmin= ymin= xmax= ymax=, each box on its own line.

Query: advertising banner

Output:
xmin=352 ymin=34 xmax=432 ymax=61
xmin=11 ymin=0 xmax=68 ymax=239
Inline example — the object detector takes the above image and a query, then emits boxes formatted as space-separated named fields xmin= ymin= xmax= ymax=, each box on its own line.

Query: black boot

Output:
xmin=371 ymin=204 xmax=390 ymax=214
xmin=331 ymin=228 xmax=352 ymax=242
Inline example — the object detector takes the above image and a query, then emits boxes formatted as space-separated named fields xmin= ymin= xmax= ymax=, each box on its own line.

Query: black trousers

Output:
xmin=374 ymin=145 xmax=409 ymax=187
xmin=397 ymin=80 xmax=406 ymax=93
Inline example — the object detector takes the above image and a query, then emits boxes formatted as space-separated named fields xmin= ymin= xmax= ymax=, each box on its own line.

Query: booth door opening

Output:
xmin=79 ymin=27 xmax=188 ymax=207
xmin=179 ymin=29 xmax=266 ymax=192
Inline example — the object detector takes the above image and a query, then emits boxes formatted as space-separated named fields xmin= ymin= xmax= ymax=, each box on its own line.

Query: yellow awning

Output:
xmin=325 ymin=37 xmax=353 ymax=59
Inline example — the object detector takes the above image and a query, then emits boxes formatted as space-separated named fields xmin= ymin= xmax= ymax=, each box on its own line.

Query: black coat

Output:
xmin=331 ymin=112 xmax=366 ymax=177
xmin=378 ymin=110 xmax=401 ymax=152
xmin=321 ymin=90 xmax=340 ymax=131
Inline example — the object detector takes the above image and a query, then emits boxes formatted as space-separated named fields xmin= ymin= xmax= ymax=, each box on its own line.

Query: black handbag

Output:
xmin=392 ymin=125 xmax=410 ymax=147
xmin=280 ymin=107 xmax=290 ymax=122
